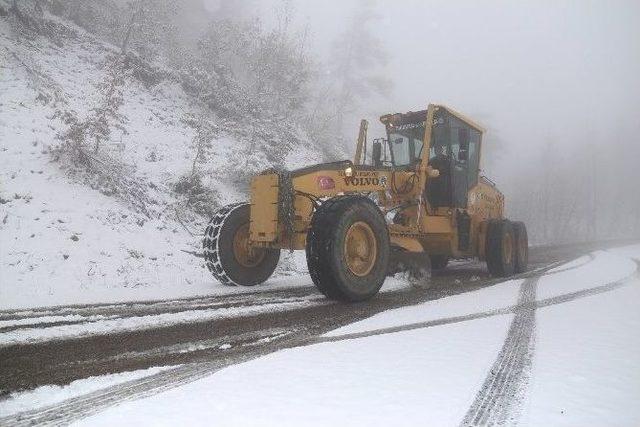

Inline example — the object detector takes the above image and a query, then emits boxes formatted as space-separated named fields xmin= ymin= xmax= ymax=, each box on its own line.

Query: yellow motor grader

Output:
xmin=203 ymin=104 xmax=528 ymax=302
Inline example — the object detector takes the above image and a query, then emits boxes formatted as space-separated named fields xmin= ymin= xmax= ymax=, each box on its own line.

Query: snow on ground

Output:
xmin=536 ymin=249 xmax=637 ymax=300
xmin=73 ymin=246 xmax=640 ymax=426
xmin=0 ymin=365 xmax=176 ymax=418
xmin=607 ymin=243 xmax=640 ymax=260
xmin=546 ymin=254 xmax=591 ymax=272
xmin=326 ymin=278 xmax=522 ymax=336
xmin=75 ymin=315 xmax=513 ymax=427
xmin=523 ymin=244 xmax=640 ymax=426
xmin=0 ymin=19 xmax=213 ymax=309
xmin=0 ymin=313 xmax=110 ymax=329
xmin=523 ymin=278 xmax=640 ymax=426
xmin=0 ymin=296 xmax=324 ymax=346
xmin=0 ymin=276 xmax=411 ymax=347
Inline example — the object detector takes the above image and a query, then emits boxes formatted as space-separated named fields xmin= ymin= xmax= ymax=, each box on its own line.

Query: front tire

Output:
xmin=203 ymin=203 xmax=280 ymax=286
xmin=306 ymin=196 xmax=390 ymax=302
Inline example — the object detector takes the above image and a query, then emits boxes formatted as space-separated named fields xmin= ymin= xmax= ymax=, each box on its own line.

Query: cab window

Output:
xmin=387 ymin=122 xmax=425 ymax=168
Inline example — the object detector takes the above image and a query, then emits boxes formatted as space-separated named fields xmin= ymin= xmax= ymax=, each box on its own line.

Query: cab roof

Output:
xmin=380 ymin=104 xmax=486 ymax=133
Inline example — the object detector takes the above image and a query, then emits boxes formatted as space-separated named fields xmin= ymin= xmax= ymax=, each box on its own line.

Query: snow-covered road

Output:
xmin=0 ymin=252 xmax=517 ymax=398
xmin=85 ymin=245 xmax=640 ymax=426
xmin=2 ymin=243 xmax=637 ymax=426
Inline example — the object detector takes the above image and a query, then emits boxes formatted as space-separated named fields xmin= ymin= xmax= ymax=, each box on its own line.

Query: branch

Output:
xmin=180 ymin=249 xmax=204 ymax=258
xmin=174 ymin=206 xmax=197 ymax=237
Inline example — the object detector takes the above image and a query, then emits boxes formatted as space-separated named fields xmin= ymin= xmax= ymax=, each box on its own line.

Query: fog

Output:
xmin=233 ymin=1 xmax=639 ymax=143
xmin=214 ymin=0 xmax=640 ymax=243
xmin=14 ymin=0 xmax=638 ymax=244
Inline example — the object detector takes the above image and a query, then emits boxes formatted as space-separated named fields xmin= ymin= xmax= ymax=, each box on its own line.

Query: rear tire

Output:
xmin=203 ymin=203 xmax=280 ymax=286
xmin=512 ymin=221 xmax=529 ymax=273
xmin=306 ymin=196 xmax=390 ymax=302
xmin=430 ymin=254 xmax=449 ymax=270
xmin=485 ymin=219 xmax=516 ymax=277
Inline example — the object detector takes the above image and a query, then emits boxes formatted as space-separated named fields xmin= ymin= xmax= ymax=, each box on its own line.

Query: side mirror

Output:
xmin=372 ymin=141 xmax=382 ymax=167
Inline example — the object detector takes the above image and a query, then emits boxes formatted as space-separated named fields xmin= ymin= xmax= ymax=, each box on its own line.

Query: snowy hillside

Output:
xmin=0 ymin=11 xmax=318 ymax=309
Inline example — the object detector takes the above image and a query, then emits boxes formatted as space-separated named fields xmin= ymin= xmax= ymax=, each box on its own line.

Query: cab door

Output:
xmin=450 ymin=127 xmax=471 ymax=208
xmin=426 ymin=110 xmax=481 ymax=209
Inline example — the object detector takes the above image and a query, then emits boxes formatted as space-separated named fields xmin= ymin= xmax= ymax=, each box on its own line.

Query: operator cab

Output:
xmin=379 ymin=106 xmax=483 ymax=209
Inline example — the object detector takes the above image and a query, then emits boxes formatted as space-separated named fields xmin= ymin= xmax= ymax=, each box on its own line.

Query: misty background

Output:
xmin=255 ymin=0 xmax=640 ymax=244
xmin=4 ymin=0 xmax=639 ymax=245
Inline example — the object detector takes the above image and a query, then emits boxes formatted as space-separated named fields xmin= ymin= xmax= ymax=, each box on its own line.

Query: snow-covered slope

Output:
xmin=0 ymin=14 xmax=317 ymax=309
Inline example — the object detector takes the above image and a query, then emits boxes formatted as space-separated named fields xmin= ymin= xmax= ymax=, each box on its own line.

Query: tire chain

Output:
xmin=202 ymin=202 xmax=247 ymax=286
xmin=260 ymin=168 xmax=295 ymax=245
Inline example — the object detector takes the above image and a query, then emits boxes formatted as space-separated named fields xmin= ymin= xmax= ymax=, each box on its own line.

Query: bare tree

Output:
xmin=329 ymin=0 xmax=391 ymax=130
xmin=305 ymin=0 xmax=392 ymax=157
xmin=58 ymin=1 xmax=175 ymax=161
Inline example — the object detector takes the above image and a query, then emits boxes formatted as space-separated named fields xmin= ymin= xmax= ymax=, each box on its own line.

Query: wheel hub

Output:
xmin=344 ymin=221 xmax=377 ymax=277
xmin=233 ymin=223 xmax=265 ymax=268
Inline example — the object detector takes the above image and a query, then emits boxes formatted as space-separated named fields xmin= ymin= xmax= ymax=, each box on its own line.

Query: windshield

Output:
xmin=387 ymin=122 xmax=425 ymax=167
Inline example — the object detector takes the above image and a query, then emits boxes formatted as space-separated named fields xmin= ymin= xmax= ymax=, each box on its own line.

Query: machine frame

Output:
xmin=248 ymin=104 xmax=504 ymax=261
xmin=203 ymin=103 xmax=527 ymax=302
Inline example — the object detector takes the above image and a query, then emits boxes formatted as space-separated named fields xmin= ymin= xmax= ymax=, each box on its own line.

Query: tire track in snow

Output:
xmin=0 ymin=294 xmax=322 ymax=334
xmin=301 ymin=270 xmax=634 ymax=347
xmin=0 ymin=249 xmax=590 ymax=333
xmin=460 ymin=259 xmax=640 ymax=426
xmin=0 ymin=331 xmax=298 ymax=426
xmin=460 ymin=277 xmax=538 ymax=426
xmin=0 ymin=297 xmax=325 ymax=347
xmin=0 ymin=263 xmax=504 ymax=395
xmin=2 ymin=355 xmax=262 ymax=427
xmin=0 ymin=287 xmax=319 ymax=323
xmin=0 ymin=254 xmax=587 ymax=333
